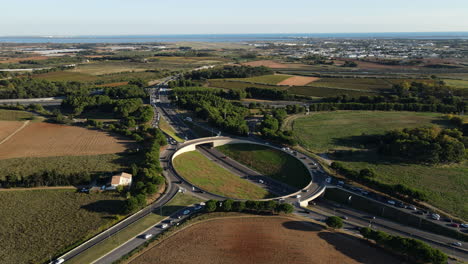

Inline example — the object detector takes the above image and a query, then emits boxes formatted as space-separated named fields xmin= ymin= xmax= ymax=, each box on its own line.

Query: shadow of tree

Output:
xmin=317 ymin=231 xmax=402 ymax=263
xmin=282 ymin=221 xmax=324 ymax=232
xmin=81 ymin=199 xmax=126 ymax=215
xmin=330 ymin=133 xmax=380 ymax=149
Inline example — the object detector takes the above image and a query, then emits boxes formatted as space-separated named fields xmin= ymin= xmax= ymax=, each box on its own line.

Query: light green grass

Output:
xmin=0 ymin=109 xmax=34 ymax=121
xmin=0 ymin=190 xmax=125 ymax=264
xmin=292 ymin=111 xmax=467 ymax=219
xmin=307 ymin=78 xmax=393 ymax=91
xmin=216 ymin=144 xmax=310 ymax=189
xmin=444 ymin=79 xmax=468 ymax=89
xmin=0 ymin=154 xmax=135 ymax=180
xmin=173 ymin=151 xmax=271 ymax=199
xmin=293 ymin=111 xmax=449 ymax=152
xmin=66 ymin=193 xmax=204 ymax=264
xmin=159 ymin=117 xmax=184 ymax=142
xmin=226 ymin=74 xmax=292 ymax=85
xmin=33 ymin=71 xmax=98 ymax=82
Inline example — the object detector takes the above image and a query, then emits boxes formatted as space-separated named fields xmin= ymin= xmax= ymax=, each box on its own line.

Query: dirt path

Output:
xmin=0 ymin=120 xmax=30 ymax=145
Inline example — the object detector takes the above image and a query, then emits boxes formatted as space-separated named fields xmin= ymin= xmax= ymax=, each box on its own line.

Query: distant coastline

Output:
xmin=1 ymin=32 xmax=468 ymax=43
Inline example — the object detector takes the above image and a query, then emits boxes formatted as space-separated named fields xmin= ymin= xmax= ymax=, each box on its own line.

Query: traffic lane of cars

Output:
xmin=94 ymin=204 xmax=205 ymax=264
xmin=328 ymin=178 xmax=467 ymax=232
xmin=312 ymin=199 xmax=468 ymax=252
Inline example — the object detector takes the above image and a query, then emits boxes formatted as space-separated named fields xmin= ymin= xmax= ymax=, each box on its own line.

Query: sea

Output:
xmin=0 ymin=32 xmax=468 ymax=43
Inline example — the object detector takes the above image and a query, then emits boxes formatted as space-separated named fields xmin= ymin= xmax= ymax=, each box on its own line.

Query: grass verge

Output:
xmin=0 ymin=109 xmax=35 ymax=121
xmin=158 ymin=117 xmax=184 ymax=142
xmin=173 ymin=150 xmax=272 ymax=199
xmin=66 ymin=193 xmax=204 ymax=264
xmin=216 ymin=143 xmax=310 ymax=189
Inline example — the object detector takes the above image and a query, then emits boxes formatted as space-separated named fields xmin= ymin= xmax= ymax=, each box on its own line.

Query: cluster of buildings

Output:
xmin=253 ymin=39 xmax=467 ymax=60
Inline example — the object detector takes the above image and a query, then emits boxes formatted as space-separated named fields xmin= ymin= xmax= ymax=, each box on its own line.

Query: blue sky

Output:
xmin=1 ymin=0 xmax=467 ymax=35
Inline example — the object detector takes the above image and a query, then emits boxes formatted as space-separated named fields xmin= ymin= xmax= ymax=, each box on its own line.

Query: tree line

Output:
xmin=172 ymin=88 xmax=250 ymax=136
xmin=204 ymin=199 xmax=294 ymax=214
xmin=0 ymin=77 xmax=91 ymax=99
xmin=360 ymin=227 xmax=447 ymax=264
xmin=184 ymin=65 xmax=273 ymax=80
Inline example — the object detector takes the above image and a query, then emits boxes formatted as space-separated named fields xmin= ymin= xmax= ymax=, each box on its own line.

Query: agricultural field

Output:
xmin=33 ymin=71 xmax=99 ymax=82
xmin=227 ymin=74 xmax=292 ymax=85
xmin=443 ymin=79 xmax=468 ymax=89
xmin=0 ymin=121 xmax=24 ymax=142
xmin=0 ymin=189 xmax=125 ymax=264
xmin=291 ymin=111 xmax=467 ymax=219
xmin=292 ymin=111 xmax=449 ymax=152
xmin=277 ymin=76 xmax=320 ymax=86
xmin=307 ymin=78 xmax=394 ymax=91
xmin=207 ymin=79 xmax=377 ymax=98
xmin=0 ymin=122 xmax=134 ymax=160
xmin=0 ymin=109 xmax=35 ymax=121
xmin=216 ymin=144 xmax=310 ymax=189
xmin=0 ymin=153 xmax=133 ymax=180
xmin=173 ymin=150 xmax=271 ymax=199
xmin=130 ymin=216 xmax=400 ymax=264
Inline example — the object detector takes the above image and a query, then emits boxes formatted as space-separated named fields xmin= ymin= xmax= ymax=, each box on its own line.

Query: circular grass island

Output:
xmin=172 ymin=142 xmax=311 ymax=200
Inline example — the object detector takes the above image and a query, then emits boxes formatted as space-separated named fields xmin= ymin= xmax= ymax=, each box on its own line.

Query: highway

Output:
xmin=53 ymin=75 xmax=467 ymax=264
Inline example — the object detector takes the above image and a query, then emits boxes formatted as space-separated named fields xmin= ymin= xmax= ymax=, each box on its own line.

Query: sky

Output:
xmin=1 ymin=0 xmax=467 ymax=36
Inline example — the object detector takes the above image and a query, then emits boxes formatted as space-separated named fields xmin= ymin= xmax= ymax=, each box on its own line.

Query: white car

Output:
xmin=143 ymin=234 xmax=153 ymax=239
xmin=431 ymin=213 xmax=441 ymax=220
xmin=387 ymin=200 xmax=396 ymax=205
xmin=408 ymin=205 xmax=417 ymax=211
xmin=161 ymin=223 xmax=168 ymax=229
xmin=461 ymin=223 xmax=468 ymax=228
xmin=295 ymin=194 xmax=301 ymax=199
xmin=258 ymin=179 xmax=264 ymax=184
xmin=452 ymin=242 xmax=462 ymax=247
xmin=53 ymin=259 xmax=65 ymax=264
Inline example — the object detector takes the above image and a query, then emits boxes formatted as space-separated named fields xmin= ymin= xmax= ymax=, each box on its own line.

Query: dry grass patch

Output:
xmin=0 ymin=123 xmax=134 ymax=159
xmin=130 ymin=216 xmax=400 ymax=264
xmin=278 ymin=76 xmax=320 ymax=86
xmin=0 ymin=121 xmax=24 ymax=142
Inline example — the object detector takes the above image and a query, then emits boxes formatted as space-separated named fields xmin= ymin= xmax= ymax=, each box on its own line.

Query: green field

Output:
xmin=307 ymin=78 xmax=393 ymax=91
xmin=444 ymin=79 xmax=468 ymax=89
xmin=66 ymin=192 xmax=204 ymax=264
xmin=292 ymin=111 xmax=450 ymax=152
xmin=33 ymin=71 xmax=99 ymax=82
xmin=0 ymin=153 xmax=135 ymax=180
xmin=0 ymin=109 xmax=34 ymax=121
xmin=207 ymin=79 xmax=377 ymax=98
xmin=292 ymin=111 xmax=467 ymax=219
xmin=226 ymin=74 xmax=292 ymax=85
xmin=173 ymin=150 xmax=271 ymax=199
xmin=216 ymin=144 xmax=310 ymax=189
xmin=0 ymin=189 xmax=125 ymax=264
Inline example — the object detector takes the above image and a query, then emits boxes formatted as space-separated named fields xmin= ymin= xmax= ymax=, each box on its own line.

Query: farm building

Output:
xmin=108 ymin=172 xmax=133 ymax=189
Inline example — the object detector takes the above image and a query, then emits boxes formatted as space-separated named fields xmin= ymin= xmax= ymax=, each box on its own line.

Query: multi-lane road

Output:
xmin=54 ymin=77 xmax=467 ymax=264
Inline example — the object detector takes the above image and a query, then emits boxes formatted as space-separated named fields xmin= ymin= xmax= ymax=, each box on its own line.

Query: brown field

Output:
xmin=130 ymin=216 xmax=400 ymax=264
xmin=0 ymin=56 xmax=49 ymax=64
xmin=0 ymin=121 xmax=24 ymax=142
xmin=0 ymin=122 xmax=133 ymax=159
xmin=242 ymin=60 xmax=291 ymax=69
xmin=278 ymin=76 xmax=320 ymax=86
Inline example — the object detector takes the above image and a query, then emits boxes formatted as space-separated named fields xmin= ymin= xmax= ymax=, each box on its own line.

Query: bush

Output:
xmin=325 ymin=216 xmax=343 ymax=229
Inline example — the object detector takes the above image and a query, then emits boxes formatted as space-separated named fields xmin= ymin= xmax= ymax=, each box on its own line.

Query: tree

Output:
xmin=245 ymin=200 xmax=260 ymax=211
xmin=123 ymin=197 xmax=139 ymax=213
xmin=232 ymin=201 xmax=246 ymax=212
xmin=275 ymin=203 xmax=294 ymax=214
xmin=325 ymin=216 xmax=343 ymax=229
xmin=222 ymin=199 xmax=234 ymax=212
xmin=205 ymin=200 xmax=217 ymax=212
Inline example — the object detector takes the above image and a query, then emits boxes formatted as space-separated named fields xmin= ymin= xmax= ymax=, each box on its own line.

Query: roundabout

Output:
xmin=168 ymin=136 xmax=325 ymax=202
